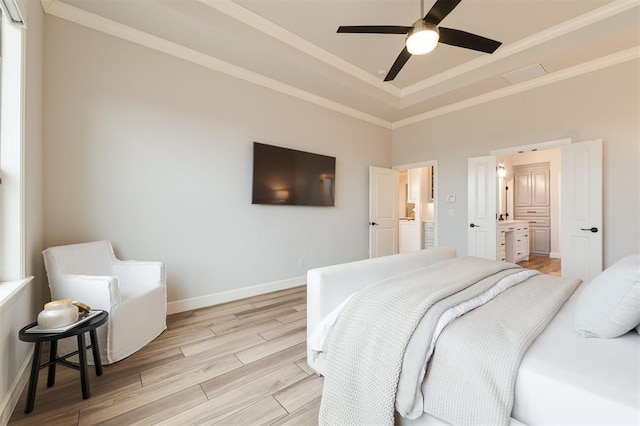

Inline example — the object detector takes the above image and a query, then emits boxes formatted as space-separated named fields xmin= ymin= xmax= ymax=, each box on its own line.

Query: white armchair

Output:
xmin=42 ymin=241 xmax=167 ymax=364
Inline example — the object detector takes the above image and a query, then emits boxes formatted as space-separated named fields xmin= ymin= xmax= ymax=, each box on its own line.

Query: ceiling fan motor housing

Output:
xmin=406 ymin=20 xmax=440 ymax=55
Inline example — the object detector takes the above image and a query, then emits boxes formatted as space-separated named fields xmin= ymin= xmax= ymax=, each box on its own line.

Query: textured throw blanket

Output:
xmin=422 ymin=273 xmax=579 ymax=426
xmin=318 ymin=257 xmax=519 ymax=425
xmin=318 ymin=257 xmax=580 ymax=426
xmin=395 ymin=267 xmax=540 ymax=419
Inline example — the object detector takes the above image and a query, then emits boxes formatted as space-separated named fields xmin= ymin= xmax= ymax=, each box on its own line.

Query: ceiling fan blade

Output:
xmin=384 ymin=47 xmax=412 ymax=82
xmin=438 ymin=27 xmax=502 ymax=53
xmin=423 ymin=0 xmax=462 ymax=25
xmin=337 ymin=25 xmax=412 ymax=34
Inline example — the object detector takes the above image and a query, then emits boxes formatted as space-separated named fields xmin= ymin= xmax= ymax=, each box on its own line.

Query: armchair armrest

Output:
xmin=50 ymin=274 xmax=120 ymax=312
xmin=111 ymin=261 xmax=165 ymax=289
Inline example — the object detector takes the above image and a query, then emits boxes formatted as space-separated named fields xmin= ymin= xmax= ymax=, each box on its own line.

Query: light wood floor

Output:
xmin=8 ymin=256 xmax=561 ymax=425
xmin=517 ymin=254 xmax=561 ymax=276
xmin=9 ymin=286 xmax=323 ymax=425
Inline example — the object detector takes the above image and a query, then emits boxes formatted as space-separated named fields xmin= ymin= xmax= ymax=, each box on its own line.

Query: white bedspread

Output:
xmin=309 ymin=256 xmax=640 ymax=425
xmin=513 ymin=283 xmax=640 ymax=425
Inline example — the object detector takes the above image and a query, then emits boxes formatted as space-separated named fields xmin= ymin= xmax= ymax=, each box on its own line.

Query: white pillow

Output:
xmin=574 ymin=254 xmax=640 ymax=338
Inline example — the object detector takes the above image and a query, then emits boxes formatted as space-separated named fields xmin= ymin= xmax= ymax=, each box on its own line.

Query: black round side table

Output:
xmin=18 ymin=310 xmax=108 ymax=413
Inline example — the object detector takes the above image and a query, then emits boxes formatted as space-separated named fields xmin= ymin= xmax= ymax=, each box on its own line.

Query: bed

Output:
xmin=306 ymin=247 xmax=640 ymax=425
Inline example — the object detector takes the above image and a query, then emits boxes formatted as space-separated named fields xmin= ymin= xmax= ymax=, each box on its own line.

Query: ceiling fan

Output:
xmin=337 ymin=0 xmax=502 ymax=82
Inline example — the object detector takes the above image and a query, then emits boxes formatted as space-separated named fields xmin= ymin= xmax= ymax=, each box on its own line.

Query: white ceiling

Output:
xmin=44 ymin=0 xmax=640 ymax=127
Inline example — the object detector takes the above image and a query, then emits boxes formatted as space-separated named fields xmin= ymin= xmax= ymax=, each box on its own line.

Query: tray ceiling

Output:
xmin=43 ymin=0 xmax=640 ymax=127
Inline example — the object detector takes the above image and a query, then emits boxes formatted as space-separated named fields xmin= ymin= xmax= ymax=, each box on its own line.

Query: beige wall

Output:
xmin=43 ymin=16 xmax=391 ymax=306
xmin=393 ymin=59 xmax=640 ymax=267
xmin=24 ymin=0 xmax=45 ymax=306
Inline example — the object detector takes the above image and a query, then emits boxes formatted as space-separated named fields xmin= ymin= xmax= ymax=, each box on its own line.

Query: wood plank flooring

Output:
xmin=8 ymin=256 xmax=561 ymax=425
xmin=517 ymin=254 xmax=561 ymax=276
xmin=8 ymin=286 xmax=322 ymax=426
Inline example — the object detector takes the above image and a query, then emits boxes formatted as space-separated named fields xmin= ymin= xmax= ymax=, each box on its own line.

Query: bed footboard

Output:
xmin=306 ymin=247 xmax=457 ymax=374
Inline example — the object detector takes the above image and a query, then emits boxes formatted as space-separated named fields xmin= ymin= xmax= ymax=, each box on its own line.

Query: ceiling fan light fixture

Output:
xmin=406 ymin=21 xmax=439 ymax=55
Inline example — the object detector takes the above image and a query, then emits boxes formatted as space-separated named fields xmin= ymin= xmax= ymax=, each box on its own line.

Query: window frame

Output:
xmin=0 ymin=7 xmax=27 ymax=281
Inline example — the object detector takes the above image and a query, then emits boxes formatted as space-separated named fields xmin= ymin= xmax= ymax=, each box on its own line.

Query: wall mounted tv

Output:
xmin=252 ymin=142 xmax=336 ymax=206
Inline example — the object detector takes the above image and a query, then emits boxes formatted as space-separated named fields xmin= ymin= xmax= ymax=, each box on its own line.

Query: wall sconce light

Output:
xmin=497 ymin=165 xmax=507 ymax=178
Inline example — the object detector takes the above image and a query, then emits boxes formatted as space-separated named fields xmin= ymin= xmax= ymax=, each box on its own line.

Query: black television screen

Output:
xmin=252 ymin=142 xmax=336 ymax=206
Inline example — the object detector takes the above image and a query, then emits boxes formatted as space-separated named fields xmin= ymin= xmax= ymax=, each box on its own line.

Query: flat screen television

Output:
xmin=252 ymin=142 xmax=336 ymax=206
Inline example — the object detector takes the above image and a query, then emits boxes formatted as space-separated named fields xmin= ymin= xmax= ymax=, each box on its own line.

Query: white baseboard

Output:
xmin=166 ymin=276 xmax=306 ymax=315
xmin=550 ymin=252 xmax=561 ymax=259
xmin=0 ymin=351 xmax=33 ymax=425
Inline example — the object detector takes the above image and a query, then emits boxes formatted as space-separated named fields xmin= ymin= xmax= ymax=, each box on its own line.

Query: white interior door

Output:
xmin=369 ymin=166 xmax=399 ymax=258
xmin=468 ymin=156 xmax=497 ymax=259
xmin=561 ymin=139 xmax=603 ymax=281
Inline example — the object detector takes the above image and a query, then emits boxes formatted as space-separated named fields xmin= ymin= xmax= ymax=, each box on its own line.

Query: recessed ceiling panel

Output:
xmin=237 ymin=0 xmax=614 ymax=87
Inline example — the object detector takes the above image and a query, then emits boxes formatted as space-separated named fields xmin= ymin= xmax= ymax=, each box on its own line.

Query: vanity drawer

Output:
xmin=523 ymin=217 xmax=550 ymax=227
xmin=515 ymin=207 xmax=549 ymax=217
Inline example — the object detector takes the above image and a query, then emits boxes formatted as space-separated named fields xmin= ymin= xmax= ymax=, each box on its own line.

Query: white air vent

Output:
xmin=503 ymin=63 xmax=548 ymax=85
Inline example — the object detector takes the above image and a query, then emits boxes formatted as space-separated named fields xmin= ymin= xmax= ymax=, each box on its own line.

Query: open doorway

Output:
xmin=397 ymin=163 xmax=437 ymax=254
xmin=468 ymin=138 xmax=603 ymax=281
xmin=497 ymin=147 xmax=561 ymax=273
xmin=368 ymin=163 xmax=438 ymax=259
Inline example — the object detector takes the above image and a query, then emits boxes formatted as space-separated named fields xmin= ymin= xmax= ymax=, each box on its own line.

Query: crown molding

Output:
xmin=197 ymin=0 xmax=400 ymax=98
xmin=392 ymin=47 xmax=640 ymax=129
xmin=400 ymin=0 xmax=640 ymax=98
xmin=40 ymin=0 xmax=392 ymax=129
